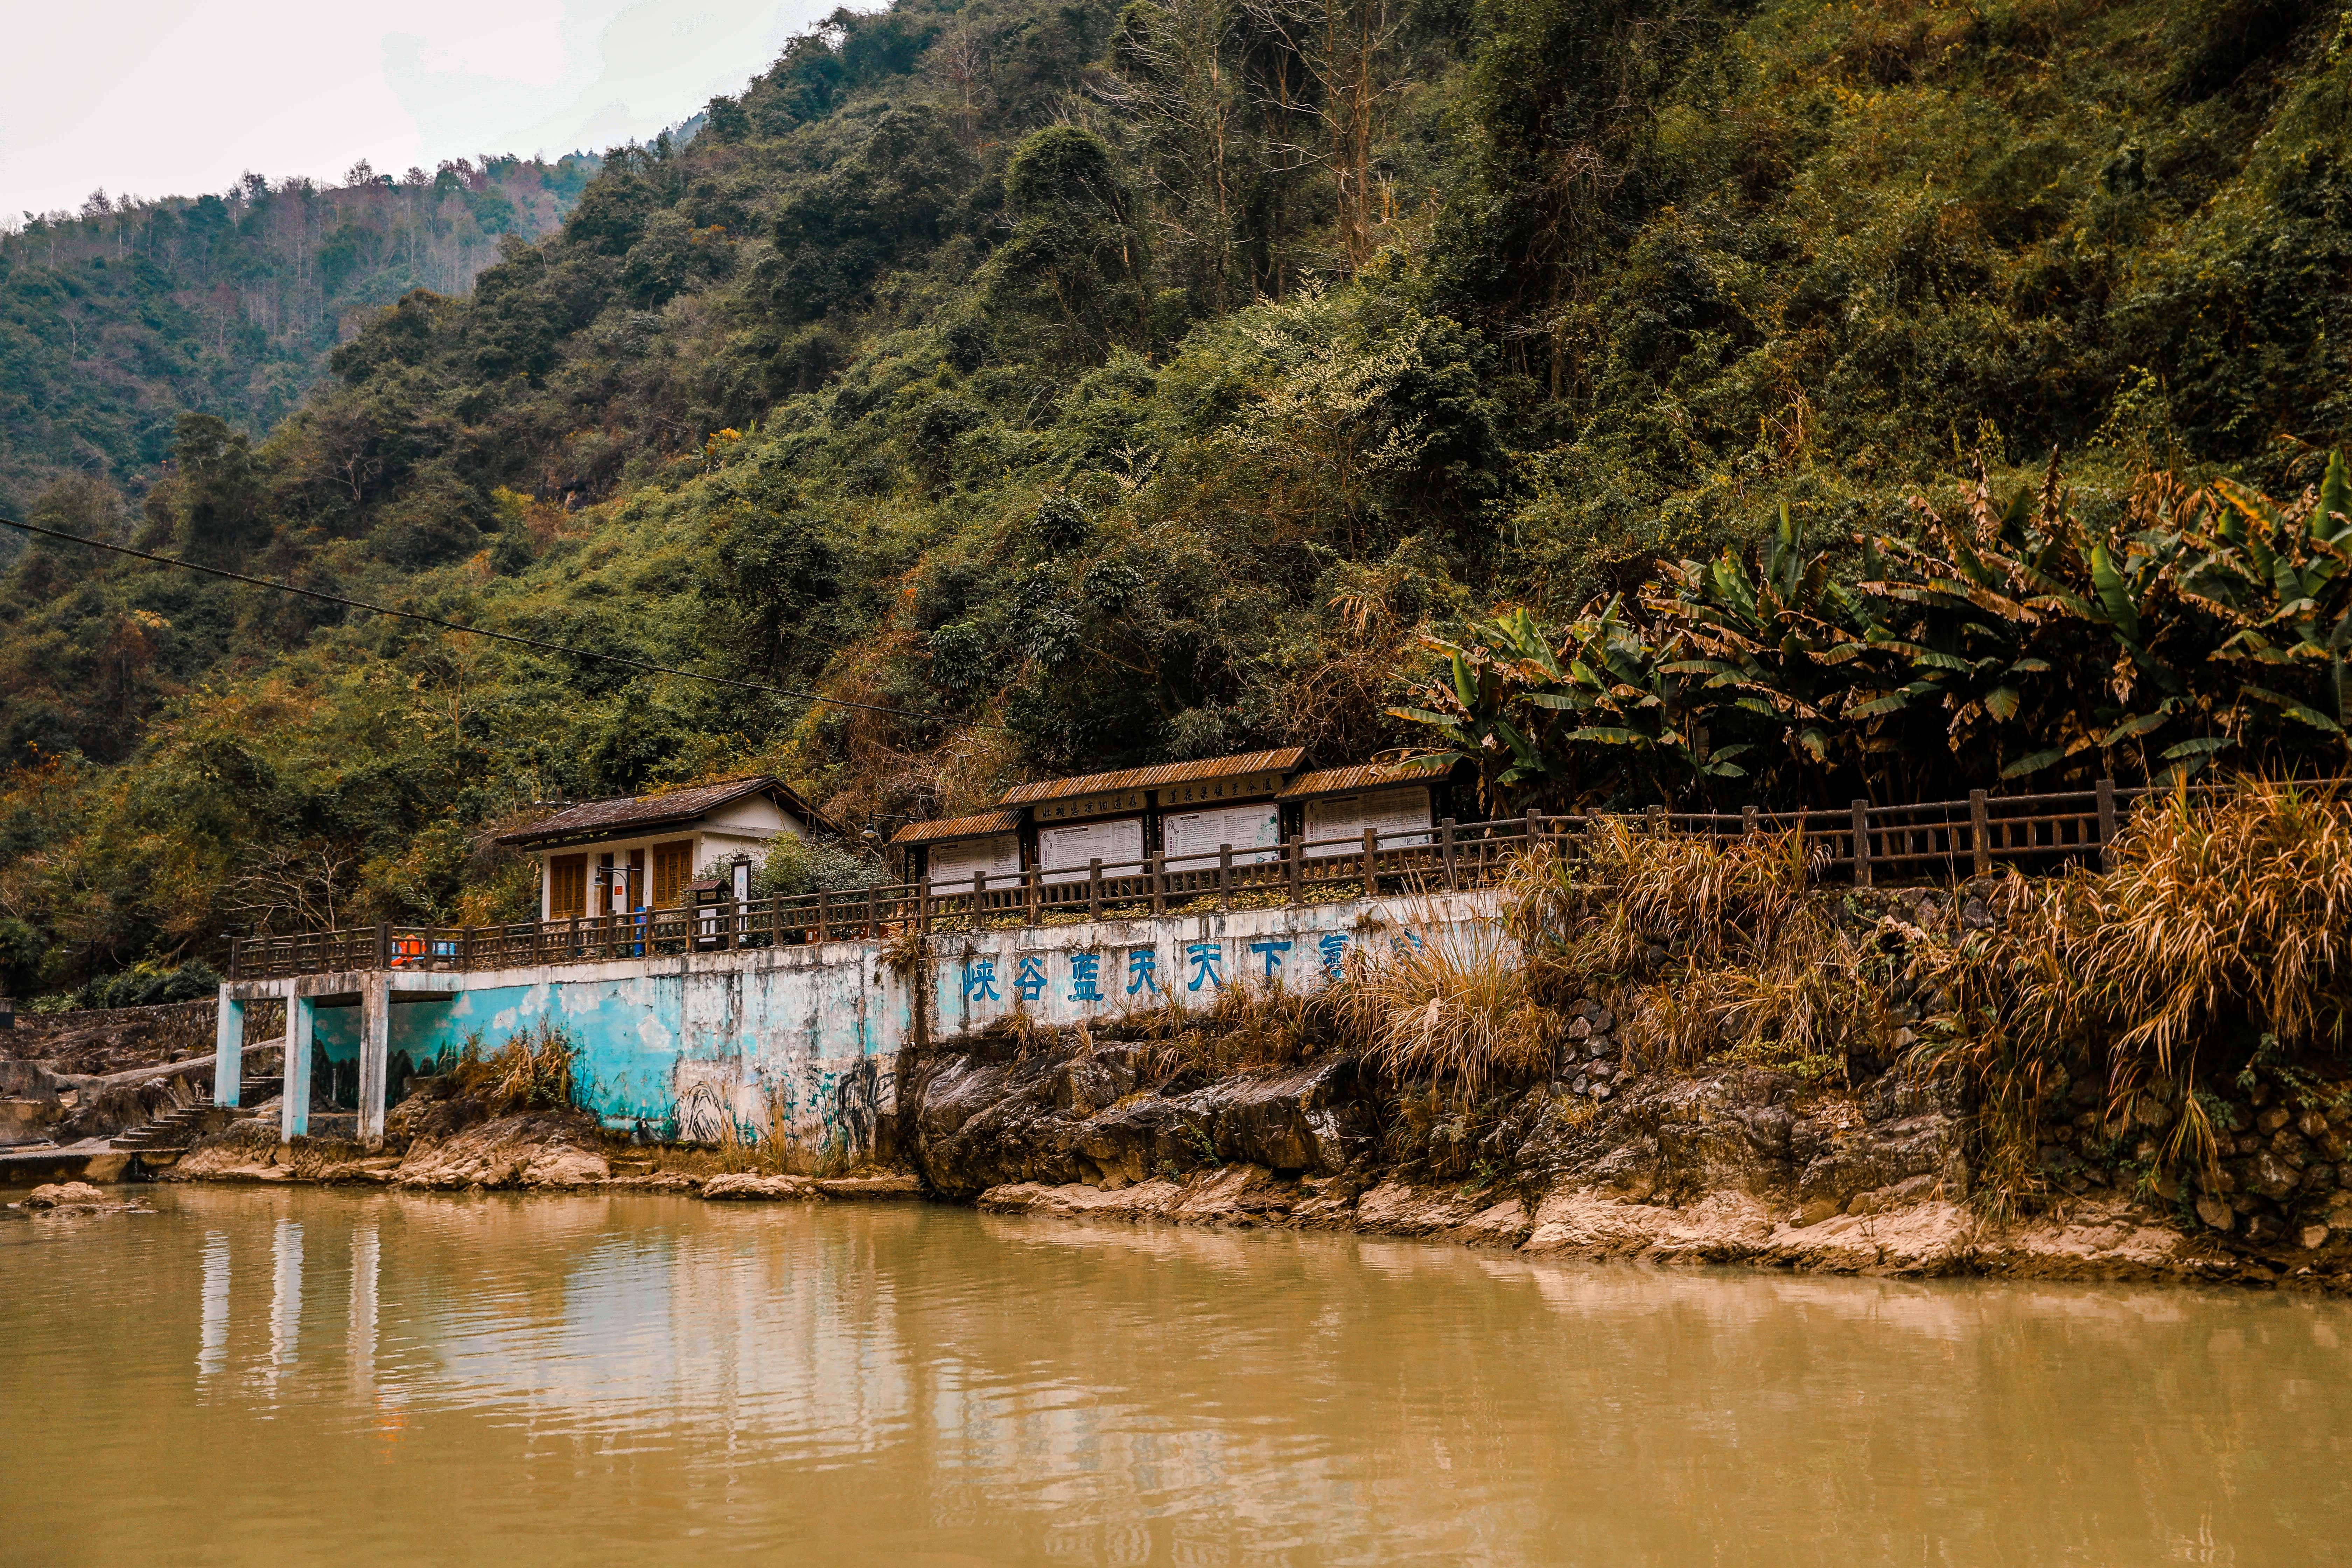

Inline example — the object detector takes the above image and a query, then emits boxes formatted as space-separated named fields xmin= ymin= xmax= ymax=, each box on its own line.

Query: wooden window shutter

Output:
xmin=549 ymin=854 xmax=588 ymax=918
xmin=653 ymin=840 xmax=692 ymax=907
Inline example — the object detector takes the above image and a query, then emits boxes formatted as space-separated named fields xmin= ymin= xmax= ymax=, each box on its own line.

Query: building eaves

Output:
xmin=1275 ymin=757 xmax=1456 ymax=800
xmin=889 ymin=809 xmax=1025 ymax=846
xmin=999 ymin=748 xmax=1305 ymax=806
xmin=494 ymin=775 xmax=811 ymax=847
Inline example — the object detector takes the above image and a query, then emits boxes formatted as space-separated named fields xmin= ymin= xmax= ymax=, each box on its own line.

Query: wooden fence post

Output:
xmin=1742 ymin=804 xmax=1758 ymax=839
xmin=1441 ymin=818 xmax=1458 ymax=890
xmin=1287 ymin=835 xmax=1303 ymax=904
xmin=1219 ymin=845 xmax=1234 ymax=910
xmin=1026 ymin=867 xmax=1040 ymax=926
xmin=918 ymin=877 xmax=932 ymax=937
xmin=1969 ymin=789 xmax=1990 ymax=876
xmin=2096 ymin=777 xmax=2118 ymax=869
xmin=1851 ymin=799 xmax=1872 ymax=887
xmin=1360 ymin=827 xmax=1377 ymax=896
xmin=816 ymin=890 xmax=831 ymax=945
xmin=864 ymin=886 xmax=877 ymax=940
xmin=1524 ymin=808 xmax=1541 ymax=854
xmin=1648 ymin=804 xmax=1666 ymax=836
xmin=374 ymin=921 xmax=392 ymax=971
xmin=1150 ymin=853 xmax=1166 ymax=916
xmin=1088 ymin=859 xmax=1102 ymax=920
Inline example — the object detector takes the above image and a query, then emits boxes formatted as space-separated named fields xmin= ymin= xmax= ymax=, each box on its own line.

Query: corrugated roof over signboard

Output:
xmin=889 ymin=810 xmax=1024 ymax=846
xmin=1000 ymin=748 xmax=1306 ymax=805
xmin=494 ymin=775 xmax=811 ymax=846
xmin=1275 ymin=757 xmax=1455 ymax=800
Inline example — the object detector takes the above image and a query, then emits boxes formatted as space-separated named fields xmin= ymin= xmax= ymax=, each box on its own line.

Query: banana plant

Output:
xmin=1643 ymin=502 xmax=1876 ymax=770
xmin=1854 ymin=465 xmax=2204 ymax=782
xmin=1388 ymin=606 xmax=1575 ymax=808
xmin=2175 ymin=450 xmax=2352 ymax=763
xmin=1550 ymin=595 xmax=1750 ymax=794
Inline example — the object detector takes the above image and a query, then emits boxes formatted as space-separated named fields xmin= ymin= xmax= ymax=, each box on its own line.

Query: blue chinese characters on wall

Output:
xmin=1126 ymin=948 xmax=1160 ymax=996
xmin=1015 ymin=954 xmax=1049 ymax=1002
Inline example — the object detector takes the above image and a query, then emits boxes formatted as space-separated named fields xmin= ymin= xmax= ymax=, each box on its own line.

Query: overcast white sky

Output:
xmin=1 ymin=0 xmax=843 ymax=218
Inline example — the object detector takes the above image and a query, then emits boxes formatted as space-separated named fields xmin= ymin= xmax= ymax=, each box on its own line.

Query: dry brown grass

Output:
xmin=1504 ymin=820 xmax=1879 ymax=1077
xmin=1505 ymin=816 xmax=1822 ymax=978
xmin=449 ymin=1020 xmax=580 ymax=1114
xmin=1906 ymin=779 xmax=2352 ymax=1191
xmin=1115 ymin=979 xmax=1332 ymax=1079
xmin=1332 ymin=907 xmax=1557 ymax=1100
xmin=710 ymin=1082 xmax=855 ymax=1176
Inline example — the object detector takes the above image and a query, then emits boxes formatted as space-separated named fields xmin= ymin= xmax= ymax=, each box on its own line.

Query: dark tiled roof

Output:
xmin=889 ymin=809 xmax=1024 ymax=846
xmin=1000 ymin=749 xmax=1304 ymax=805
xmin=495 ymin=775 xmax=811 ymax=846
xmin=1276 ymin=757 xmax=1456 ymax=800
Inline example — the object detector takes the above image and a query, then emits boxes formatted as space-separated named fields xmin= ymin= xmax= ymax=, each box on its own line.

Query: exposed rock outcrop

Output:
xmin=23 ymin=1181 xmax=111 ymax=1210
xmin=701 ymin=1171 xmax=923 ymax=1201
xmin=172 ymin=1108 xmax=612 ymax=1189
xmin=391 ymin=1112 xmax=611 ymax=1189
xmin=905 ymin=1039 xmax=1370 ymax=1199
xmin=902 ymin=1024 xmax=2352 ymax=1289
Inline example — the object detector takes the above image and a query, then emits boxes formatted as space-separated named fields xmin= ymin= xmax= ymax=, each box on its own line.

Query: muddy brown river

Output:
xmin=3 ymin=1188 xmax=2347 ymax=1564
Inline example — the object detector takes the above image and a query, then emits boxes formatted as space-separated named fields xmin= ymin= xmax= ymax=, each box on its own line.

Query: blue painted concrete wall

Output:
xmin=230 ymin=890 xmax=1501 ymax=1161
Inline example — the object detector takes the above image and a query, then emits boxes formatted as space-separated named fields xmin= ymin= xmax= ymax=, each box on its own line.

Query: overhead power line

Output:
xmin=0 ymin=513 xmax=989 ymax=728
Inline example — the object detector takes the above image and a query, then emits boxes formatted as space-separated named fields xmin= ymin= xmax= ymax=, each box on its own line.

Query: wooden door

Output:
xmin=652 ymin=840 xmax=692 ymax=907
xmin=549 ymin=854 xmax=587 ymax=918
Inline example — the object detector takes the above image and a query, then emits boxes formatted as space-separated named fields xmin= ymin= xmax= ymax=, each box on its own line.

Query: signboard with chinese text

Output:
xmin=927 ymin=832 xmax=1021 ymax=892
xmin=1303 ymin=787 xmax=1434 ymax=858
xmin=1154 ymin=772 xmax=1286 ymax=809
xmin=1039 ymin=818 xmax=1145 ymax=883
xmin=1162 ymin=803 xmax=1282 ymax=867
xmin=1031 ymin=789 xmax=1149 ymax=824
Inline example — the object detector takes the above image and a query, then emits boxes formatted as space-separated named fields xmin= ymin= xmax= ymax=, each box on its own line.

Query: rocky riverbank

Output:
xmin=167 ymin=1090 xmax=920 ymax=1202
xmin=901 ymin=1017 xmax=2352 ymax=1292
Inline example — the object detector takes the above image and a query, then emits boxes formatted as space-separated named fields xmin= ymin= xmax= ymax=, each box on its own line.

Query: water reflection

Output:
xmin=349 ymin=1223 xmax=377 ymax=1398
xmin=5 ymin=1189 xmax=2350 ymax=1567
xmin=198 ymin=1231 xmax=227 ymax=1377
xmin=267 ymin=1217 xmax=300 ymax=1382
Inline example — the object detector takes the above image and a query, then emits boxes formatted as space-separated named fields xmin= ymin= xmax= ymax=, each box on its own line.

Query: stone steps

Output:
xmin=110 ymin=1100 xmax=257 ymax=1152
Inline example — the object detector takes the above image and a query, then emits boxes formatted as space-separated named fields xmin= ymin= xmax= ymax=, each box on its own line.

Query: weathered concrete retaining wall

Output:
xmin=925 ymin=892 xmax=1502 ymax=1036
xmin=220 ymin=891 xmax=1502 ymax=1161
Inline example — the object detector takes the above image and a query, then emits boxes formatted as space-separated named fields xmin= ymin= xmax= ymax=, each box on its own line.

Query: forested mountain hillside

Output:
xmin=2 ymin=0 xmax=2349 ymax=1000
xmin=0 ymin=153 xmax=598 ymax=507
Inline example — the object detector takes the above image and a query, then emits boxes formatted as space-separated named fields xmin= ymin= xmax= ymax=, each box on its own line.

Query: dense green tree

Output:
xmin=4 ymin=0 xmax=2352 ymax=1001
xmin=982 ymin=126 xmax=1152 ymax=365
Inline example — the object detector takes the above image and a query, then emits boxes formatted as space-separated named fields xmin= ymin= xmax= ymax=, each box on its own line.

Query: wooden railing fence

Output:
xmin=227 ymin=780 xmax=2204 ymax=981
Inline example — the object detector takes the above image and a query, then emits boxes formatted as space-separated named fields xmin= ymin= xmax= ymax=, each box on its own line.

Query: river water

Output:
xmin=4 ymin=1189 xmax=2347 ymax=1565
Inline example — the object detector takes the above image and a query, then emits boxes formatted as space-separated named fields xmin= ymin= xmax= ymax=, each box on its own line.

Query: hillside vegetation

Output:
xmin=0 ymin=153 xmax=597 ymax=507
xmin=3 ymin=0 xmax=2351 ymax=999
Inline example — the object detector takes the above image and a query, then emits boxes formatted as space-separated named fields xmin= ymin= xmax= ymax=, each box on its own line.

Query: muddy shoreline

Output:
xmin=897 ymin=1018 xmax=2352 ymax=1293
xmin=125 ymin=1041 xmax=2349 ymax=1296
xmin=147 ymin=1126 xmax=2334 ymax=1292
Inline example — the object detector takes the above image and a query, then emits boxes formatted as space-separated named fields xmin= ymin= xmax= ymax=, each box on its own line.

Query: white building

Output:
xmin=496 ymin=775 xmax=816 ymax=919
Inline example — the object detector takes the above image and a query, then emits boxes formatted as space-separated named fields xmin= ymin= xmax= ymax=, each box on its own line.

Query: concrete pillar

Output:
xmin=359 ymin=972 xmax=390 ymax=1148
xmin=214 ymin=993 xmax=245 ymax=1107
xmin=283 ymin=993 xmax=315 ymax=1141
